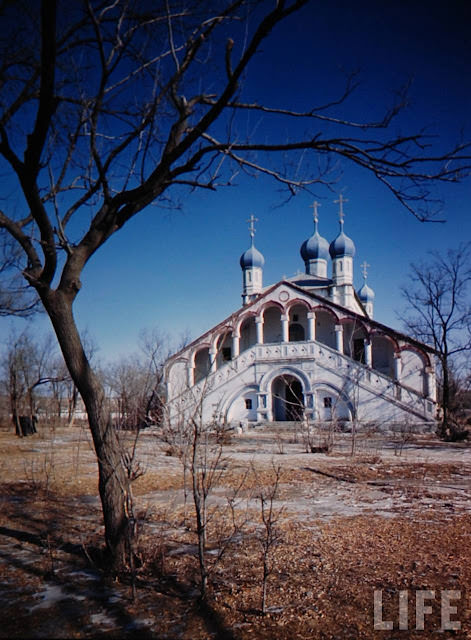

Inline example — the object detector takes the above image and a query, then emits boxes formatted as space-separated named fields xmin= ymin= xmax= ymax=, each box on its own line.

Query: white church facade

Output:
xmin=164 ymin=198 xmax=437 ymax=430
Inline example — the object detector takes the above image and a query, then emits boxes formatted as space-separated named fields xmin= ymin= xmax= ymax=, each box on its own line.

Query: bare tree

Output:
xmin=0 ymin=0 xmax=469 ymax=572
xmin=400 ymin=243 xmax=471 ymax=439
xmin=105 ymin=329 xmax=168 ymax=430
xmin=0 ymin=235 xmax=40 ymax=317
xmin=1 ymin=329 xmax=57 ymax=435
xmin=255 ymin=463 xmax=284 ymax=615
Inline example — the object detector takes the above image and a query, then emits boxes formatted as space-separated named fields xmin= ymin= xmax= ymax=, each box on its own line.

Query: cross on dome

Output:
xmin=360 ymin=260 xmax=370 ymax=280
xmin=247 ymin=214 xmax=258 ymax=240
xmin=309 ymin=200 xmax=321 ymax=226
xmin=334 ymin=194 xmax=348 ymax=225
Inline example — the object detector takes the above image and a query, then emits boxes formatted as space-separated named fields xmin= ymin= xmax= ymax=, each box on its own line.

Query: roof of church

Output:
xmin=286 ymin=272 xmax=332 ymax=288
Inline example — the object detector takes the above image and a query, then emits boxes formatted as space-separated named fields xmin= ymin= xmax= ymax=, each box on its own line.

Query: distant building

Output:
xmin=164 ymin=199 xmax=437 ymax=429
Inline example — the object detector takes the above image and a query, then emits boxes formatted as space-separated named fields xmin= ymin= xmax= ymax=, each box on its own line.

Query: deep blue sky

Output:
xmin=2 ymin=1 xmax=470 ymax=363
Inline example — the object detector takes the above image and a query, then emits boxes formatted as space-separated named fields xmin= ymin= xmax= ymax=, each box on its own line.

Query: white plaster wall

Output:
xmin=227 ymin=388 xmax=258 ymax=423
xmin=167 ymin=359 xmax=188 ymax=397
xmin=401 ymin=350 xmax=425 ymax=394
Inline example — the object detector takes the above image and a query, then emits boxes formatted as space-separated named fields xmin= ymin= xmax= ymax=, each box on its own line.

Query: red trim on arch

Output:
xmin=339 ymin=317 xmax=369 ymax=334
xmin=214 ymin=326 xmax=233 ymax=347
xmin=285 ymin=298 xmax=312 ymax=314
xmin=259 ymin=300 xmax=285 ymax=316
xmin=236 ymin=312 xmax=258 ymax=333
xmin=312 ymin=305 xmax=340 ymax=322
xmin=398 ymin=345 xmax=431 ymax=367
xmin=370 ymin=331 xmax=399 ymax=352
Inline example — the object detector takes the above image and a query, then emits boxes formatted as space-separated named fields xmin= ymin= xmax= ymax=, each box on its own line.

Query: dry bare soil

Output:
xmin=0 ymin=423 xmax=470 ymax=639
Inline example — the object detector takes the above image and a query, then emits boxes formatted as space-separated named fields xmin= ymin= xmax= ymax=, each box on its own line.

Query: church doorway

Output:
xmin=272 ymin=375 xmax=304 ymax=421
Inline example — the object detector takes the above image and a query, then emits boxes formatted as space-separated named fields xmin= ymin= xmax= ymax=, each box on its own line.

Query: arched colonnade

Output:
xmin=188 ymin=299 xmax=432 ymax=395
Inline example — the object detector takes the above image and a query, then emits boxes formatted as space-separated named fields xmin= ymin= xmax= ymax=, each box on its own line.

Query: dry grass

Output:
xmin=0 ymin=424 xmax=470 ymax=638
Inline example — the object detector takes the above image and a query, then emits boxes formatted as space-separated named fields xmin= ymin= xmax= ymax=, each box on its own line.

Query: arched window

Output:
xmin=263 ymin=306 xmax=282 ymax=343
xmin=342 ymin=320 xmax=368 ymax=363
xmin=288 ymin=304 xmax=309 ymax=341
xmin=215 ymin=332 xmax=232 ymax=369
xmin=239 ymin=316 xmax=257 ymax=352
xmin=194 ymin=347 xmax=210 ymax=384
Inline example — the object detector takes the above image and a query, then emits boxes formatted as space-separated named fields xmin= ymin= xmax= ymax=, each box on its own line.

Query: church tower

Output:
xmin=240 ymin=215 xmax=264 ymax=305
xmin=329 ymin=195 xmax=356 ymax=308
xmin=300 ymin=201 xmax=329 ymax=278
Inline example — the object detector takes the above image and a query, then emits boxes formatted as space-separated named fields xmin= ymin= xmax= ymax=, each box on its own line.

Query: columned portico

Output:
xmin=394 ymin=353 xmax=402 ymax=382
xmin=232 ymin=332 xmax=240 ymax=358
xmin=255 ymin=315 xmax=264 ymax=344
xmin=281 ymin=314 xmax=289 ymax=342
xmin=425 ymin=367 xmax=436 ymax=400
xmin=364 ymin=339 xmax=372 ymax=367
xmin=187 ymin=363 xmax=194 ymax=387
xmin=335 ymin=324 xmax=343 ymax=353
xmin=209 ymin=346 xmax=217 ymax=373
xmin=307 ymin=311 xmax=316 ymax=341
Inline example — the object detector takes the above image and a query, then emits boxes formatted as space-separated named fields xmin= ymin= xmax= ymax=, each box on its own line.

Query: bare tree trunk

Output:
xmin=191 ymin=423 xmax=208 ymax=599
xmin=350 ymin=419 xmax=357 ymax=456
xmin=67 ymin=385 xmax=78 ymax=427
xmin=42 ymin=290 xmax=130 ymax=573
xmin=441 ymin=354 xmax=450 ymax=438
xmin=9 ymin=369 xmax=21 ymax=436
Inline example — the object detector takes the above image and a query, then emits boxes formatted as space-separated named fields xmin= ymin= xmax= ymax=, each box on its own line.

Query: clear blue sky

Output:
xmin=2 ymin=0 xmax=470 ymax=364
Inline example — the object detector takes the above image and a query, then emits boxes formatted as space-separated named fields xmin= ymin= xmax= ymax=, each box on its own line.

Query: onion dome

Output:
xmin=240 ymin=241 xmax=265 ymax=268
xmin=358 ymin=281 xmax=375 ymax=302
xmin=329 ymin=225 xmax=356 ymax=258
xmin=300 ymin=225 xmax=329 ymax=262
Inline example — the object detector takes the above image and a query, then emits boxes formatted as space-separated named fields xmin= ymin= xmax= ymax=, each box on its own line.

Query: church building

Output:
xmin=164 ymin=197 xmax=437 ymax=429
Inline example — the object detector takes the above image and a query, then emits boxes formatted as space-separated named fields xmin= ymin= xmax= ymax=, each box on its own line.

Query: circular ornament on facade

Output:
xmin=278 ymin=290 xmax=290 ymax=302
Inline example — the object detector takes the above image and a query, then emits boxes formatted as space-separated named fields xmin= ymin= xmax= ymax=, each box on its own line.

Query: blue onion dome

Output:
xmin=300 ymin=227 xmax=329 ymax=262
xmin=329 ymin=223 xmax=356 ymax=258
xmin=358 ymin=282 xmax=375 ymax=302
xmin=240 ymin=242 xmax=265 ymax=268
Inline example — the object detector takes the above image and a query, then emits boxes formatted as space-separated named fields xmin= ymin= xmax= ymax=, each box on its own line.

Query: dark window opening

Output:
xmin=222 ymin=347 xmax=232 ymax=361
xmin=293 ymin=314 xmax=299 ymax=322
xmin=323 ymin=397 xmax=332 ymax=408
xmin=289 ymin=323 xmax=305 ymax=342
xmin=245 ymin=398 xmax=252 ymax=410
xmin=353 ymin=339 xmax=366 ymax=363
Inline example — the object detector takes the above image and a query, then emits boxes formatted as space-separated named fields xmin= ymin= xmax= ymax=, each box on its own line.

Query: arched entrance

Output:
xmin=272 ymin=375 xmax=304 ymax=421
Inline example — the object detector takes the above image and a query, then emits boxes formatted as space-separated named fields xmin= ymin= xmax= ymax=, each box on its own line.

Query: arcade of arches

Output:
xmin=189 ymin=303 xmax=431 ymax=395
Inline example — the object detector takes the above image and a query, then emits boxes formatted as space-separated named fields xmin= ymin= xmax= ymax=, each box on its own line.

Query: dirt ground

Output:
xmin=0 ymin=422 xmax=470 ymax=639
